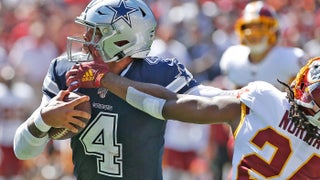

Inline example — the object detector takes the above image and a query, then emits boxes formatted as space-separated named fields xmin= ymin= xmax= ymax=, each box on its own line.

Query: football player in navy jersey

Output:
xmin=12 ymin=0 xmax=212 ymax=179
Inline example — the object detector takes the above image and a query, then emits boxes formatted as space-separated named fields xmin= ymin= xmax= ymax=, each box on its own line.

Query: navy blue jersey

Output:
xmin=42 ymin=55 xmax=198 ymax=179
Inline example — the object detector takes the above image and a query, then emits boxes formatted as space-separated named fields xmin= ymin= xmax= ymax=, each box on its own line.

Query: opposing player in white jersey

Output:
xmin=220 ymin=1 xmax=307 ymax=90
xmin=218 ymin=2 xmax=306 ymax=178
xmin=65 ymin=56 xmax=320 ymax=179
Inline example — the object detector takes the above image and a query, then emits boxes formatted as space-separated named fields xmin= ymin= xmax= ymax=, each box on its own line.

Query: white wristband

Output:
xmin=34 ymin=110 xmax=51 ymax=132
xmin=126 ymin=87 xmax=165 ymax=120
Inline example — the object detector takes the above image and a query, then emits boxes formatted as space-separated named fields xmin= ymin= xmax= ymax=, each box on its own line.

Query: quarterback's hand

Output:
xmin=41 ymin=90 xmax=91 ymax=133
xmin=66 ymin=61 xmax=109 ymax=91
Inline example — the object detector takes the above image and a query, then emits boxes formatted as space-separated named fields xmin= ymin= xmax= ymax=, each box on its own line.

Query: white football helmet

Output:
xmin=67 ymin=0 xmax=157 ymax=63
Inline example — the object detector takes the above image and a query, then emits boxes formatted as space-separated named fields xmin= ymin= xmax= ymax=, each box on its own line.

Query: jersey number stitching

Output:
xmin=80 ymin=112 xmax=123 ymax=177
xmin=237 ymin=127 xmax=320 ymax=179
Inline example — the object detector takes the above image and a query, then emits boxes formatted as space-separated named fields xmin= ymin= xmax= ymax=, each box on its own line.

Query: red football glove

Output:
xmin=66 ymin=61 xmax=109 ymax=92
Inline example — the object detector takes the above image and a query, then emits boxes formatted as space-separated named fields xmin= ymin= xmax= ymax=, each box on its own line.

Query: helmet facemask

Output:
xmin=67 ymin=22 xmax=99 ymax=62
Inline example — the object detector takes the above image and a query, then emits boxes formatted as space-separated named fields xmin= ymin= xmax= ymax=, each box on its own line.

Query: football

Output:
xmin=48 ymin=92 xmax=91 ymax=140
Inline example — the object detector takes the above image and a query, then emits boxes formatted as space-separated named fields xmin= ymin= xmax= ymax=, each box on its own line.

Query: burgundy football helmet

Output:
xmin=234 ymin=1 xmax=279 ymax=54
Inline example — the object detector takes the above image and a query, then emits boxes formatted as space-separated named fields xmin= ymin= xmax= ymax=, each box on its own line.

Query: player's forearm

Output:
xmin=27 ymin=107 xmax=51 ymax=138
xmin=101 ymin=73 xmax=240 ymax=123
xmin=101 ymin=72 xmax=177 ymax=100
xmin=164 ymin=94 xmax=241 ymax=124
xmin=14 ymin=108 xmax=50 ymax=160
xmin=162 ymin=94 xmax=216 ymax=123
xmin=14 ymin=120 xmax=50 ymax=160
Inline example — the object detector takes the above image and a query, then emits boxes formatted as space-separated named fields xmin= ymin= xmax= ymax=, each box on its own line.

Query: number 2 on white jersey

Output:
xmin=237 ymin=127 xmax=320 ymax=179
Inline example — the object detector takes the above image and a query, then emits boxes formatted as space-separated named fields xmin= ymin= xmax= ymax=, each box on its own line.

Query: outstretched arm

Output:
xmin=66 ymin=63 xmax=241 ymax=124
xmin=100 ymin=73 xmax=241 ymax=124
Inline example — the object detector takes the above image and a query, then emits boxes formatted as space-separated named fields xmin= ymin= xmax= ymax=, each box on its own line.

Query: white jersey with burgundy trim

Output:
xmin=232 ymin=81 xmax=320 ymax=179
xmin=220 ymin=45 xmax=306 ymax=90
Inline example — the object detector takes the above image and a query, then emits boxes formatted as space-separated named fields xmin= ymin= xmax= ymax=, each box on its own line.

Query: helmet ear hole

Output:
xmin=115 ymin=40 xmax=130 ymax=47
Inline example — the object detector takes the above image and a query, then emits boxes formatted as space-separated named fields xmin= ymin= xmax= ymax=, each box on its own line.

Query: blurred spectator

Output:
xmin=304 ymin=26 xmax=320 ymax=57
xmin=303 ymin=9 xmax=320 ymax=57
xmin=0 ymin=65 xmax=35 ymax=179
xmin=162 ymin=121 xmax=211 ymax=180
xmin=207 ymin=124 xmax=233 ymax=180
xmin=150 ymin=21 xmax=212 ymax=180
xmin=0 ymin=1 xmax=87 ymax=179
xmin=186 ymin=25 xmax=220 ymax=83
xmin=8 ymin=19 xmax=58 ymax=77
xmin=149 ymin=22 xmax=193 ymax=67
xmin=8 ymin=19 xmax=59 ymax=104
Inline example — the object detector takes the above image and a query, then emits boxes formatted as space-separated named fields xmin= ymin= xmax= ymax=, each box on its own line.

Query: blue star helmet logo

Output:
xmin=108 ymin=0 xmax=138 ymax=27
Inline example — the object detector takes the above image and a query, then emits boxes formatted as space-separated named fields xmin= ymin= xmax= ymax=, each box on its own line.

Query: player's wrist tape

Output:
xmin=95 ymin=73 xmax=105 ymax=87
xmin=126 ymin=86 xmax=165 ymax=120
xmin=34 ymin=110 xmax=51 ymax=132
